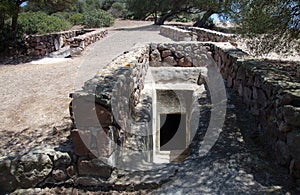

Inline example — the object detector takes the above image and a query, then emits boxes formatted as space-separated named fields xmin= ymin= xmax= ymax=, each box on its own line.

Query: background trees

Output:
xmin=226 ymin=0 xmax=299 ymax=38
xmin=0 ymin=0 xmax=298 ymax=54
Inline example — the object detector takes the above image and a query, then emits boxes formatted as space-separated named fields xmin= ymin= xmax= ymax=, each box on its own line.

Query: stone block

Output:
xmin=52 ymin=169 xmax=67 ymax=182
xmin=66 ymin=165 xmax=76 ymax=178
xmin=161 ymin=50 xmax=173 ymax=58
xmin=150 ymin=49 xmax=162 ymax=66
xmin=71 ymin=129 xmax=112 ymax=158
xmin=178 ymin=57 xmax=192 ymax=67
xmin=163 ymin=56 xmax=177 ymax=66
xmin=77 ymin=159 xmax=112 ymax=179
xmin=0 ymin=158 xmax=18 ymax=193
xmin=72 ymin=94 xmax=113 ymax=129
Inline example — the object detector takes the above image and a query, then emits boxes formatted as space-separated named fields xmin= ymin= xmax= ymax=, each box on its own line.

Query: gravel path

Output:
xmin=0 ymin=21 xmax=171 ymax=156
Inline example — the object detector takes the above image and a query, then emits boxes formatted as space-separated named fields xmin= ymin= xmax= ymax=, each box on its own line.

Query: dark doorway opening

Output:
xmin=160 ymin=113 xmax=186 ymax=151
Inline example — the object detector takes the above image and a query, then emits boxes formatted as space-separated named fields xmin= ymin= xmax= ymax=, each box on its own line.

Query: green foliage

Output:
xmin=24 ymin=0 xmax=76 ymax=14
xmin=68 ymin=13 xmax=84 ymax=25
xmin=52 ymin=12 xmax=72 ymax=20
xmin=108 ymin=2 xmax=127 ymax=18
xmin=18 ymin=11 xmax=72 ymax=34
xmin=82 ymin=9 xmax=115 ymax=28
xmin=228 ymin=0 xmax=299 ymax=38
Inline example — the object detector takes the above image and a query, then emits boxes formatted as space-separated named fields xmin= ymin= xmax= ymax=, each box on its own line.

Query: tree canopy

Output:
xmin=226 ymin=0 xmax=300 ymax=38
xmin=0 ymin=0 xmax=299 ymax=46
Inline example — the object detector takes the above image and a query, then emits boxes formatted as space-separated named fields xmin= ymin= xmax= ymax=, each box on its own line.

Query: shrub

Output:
xmin=68 ymin=13 xmax=84 ymax=25
xmin=82 ymin=9 xmax=115 ymax=28
xmin=108 ymin=2 xmax=127 ymax=18
xmin=52 ymin=12 xmax=71 ymax=20
xmin=18 ymin=11 xmax=72 ymax=35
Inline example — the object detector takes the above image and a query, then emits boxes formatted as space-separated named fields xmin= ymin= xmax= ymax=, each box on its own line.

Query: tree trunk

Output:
xmin=0 ymin=13 xmax=5 ymax=30
xmin=155 ymin=12 xmax=175 ymax=25
xmin=11 ymin=2 xmax=21 ymax=40
xmin=193 ymin=10 xmax=215 ymax=27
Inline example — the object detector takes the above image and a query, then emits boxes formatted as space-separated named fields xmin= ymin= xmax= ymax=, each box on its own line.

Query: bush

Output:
xmin=18 ymin=11 xmax=72 ymax=35
xmin=82 ymin=9 xmax=115 ymax=28
xmin=108 ymin=2 xmax=127 ymax=18
xmin=68 ymin=13 xmax=84 ymax=25
xmin=52 ymin=12 xmax=71 ymax=20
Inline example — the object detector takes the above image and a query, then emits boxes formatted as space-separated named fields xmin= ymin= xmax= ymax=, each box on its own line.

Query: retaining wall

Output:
xmin=70 ymin=45 xmax=150 ymax=166
xmin=209 ymin=42 xmax=300 ymax=180
xmin=160 ymin=25 xmax=234 ymax=43
xmin=25 ymin=29 xmax=107 ymax=57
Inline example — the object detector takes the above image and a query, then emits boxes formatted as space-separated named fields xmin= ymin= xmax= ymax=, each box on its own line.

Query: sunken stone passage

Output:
xmin=161 ymin=25 xmax=300 ymax=184
xmin=69 ymin=42 xmax=209 ymax=178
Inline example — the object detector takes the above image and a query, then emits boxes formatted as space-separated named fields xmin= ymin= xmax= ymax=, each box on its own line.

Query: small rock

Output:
xmin=0 ymin=157 xmax=18 ymax=193
xmin=67 ymin=165 xmax=76 ymax=178
xmin=178 ymin=57 xmax=192 ymax=67
xmin=52 ymin=169 xmax=67 ymax=182
xmin=163 ymin=56 xmax=177 ymax=66
xmin=161 ymin=50 xmax=172 ymax=58
xmin=11 ymin=152 xmax=53 ymax=188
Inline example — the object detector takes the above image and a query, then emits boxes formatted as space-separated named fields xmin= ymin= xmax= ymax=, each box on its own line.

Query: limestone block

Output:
xmin=71 ymin=129 xmax=112 ymax=158
xmin=10 ymin=152 xmax=53 ymax=188
xmin=72 ymin=94 xmax=113 ymax=129
xmin=77 ymin=158 xmax=112 ymax=179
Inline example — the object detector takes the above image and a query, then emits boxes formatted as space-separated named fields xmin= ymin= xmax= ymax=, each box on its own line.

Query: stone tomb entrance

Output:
xmin=147 ymin=67 xmax=206 ymax=163
xmin=160 ymin=113 xmax=186 ymax=151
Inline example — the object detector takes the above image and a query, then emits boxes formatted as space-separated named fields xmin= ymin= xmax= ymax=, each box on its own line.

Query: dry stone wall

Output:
xmin=25 ymin=29 xmax=107 ymax=58
xmin=160 ymin=25 xmax=234 ymax=43
xmin=70 ymin=45 xmax=149 ymax=171
xmin=183 ymin=26 xmax=234 ymax=42
xmin=160 ymin=26 xmax=193 ymax=41
xmin=209 ymin=43 xmax=300 ymax=181
xmin=150 ymin=42 xmax=211 ymax=67
xmin=25 ymin=30 xmax=78 ymax=57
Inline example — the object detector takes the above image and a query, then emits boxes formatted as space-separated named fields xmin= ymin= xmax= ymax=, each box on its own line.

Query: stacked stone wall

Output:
xmin=150 ymin=42 xmax=211 ymax=67
xmin=209 ymin=43 xmax=300 ymax=182
xmin=69 ymin=46 xmax=149 ymax=178
xmin=160 ymin=26 xmax=193 ymax=41
xmin=160 ymin=25 xmax=234 ymax=43
xmin=25 ymin=29 xmax=107 ymax=57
